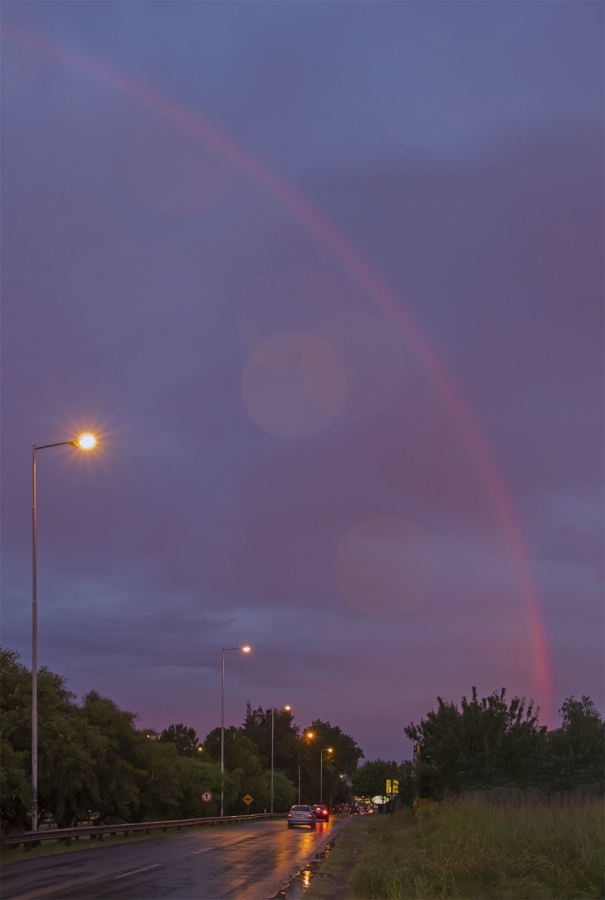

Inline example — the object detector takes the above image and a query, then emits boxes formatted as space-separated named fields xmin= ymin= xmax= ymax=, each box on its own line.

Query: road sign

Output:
xmin=243 ymin=794 xmax=253 ymax=805
xmin=201 ymin=791 xmax=212 ymax=803
xmin=385 ymin=779 xmax=392 ymax=793
xmin=392 ymin=779 xmax=399 ymax=794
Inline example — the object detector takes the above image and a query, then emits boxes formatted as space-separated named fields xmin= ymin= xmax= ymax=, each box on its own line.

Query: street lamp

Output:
xmin=320 ymin=747 xmax=333 ymax=806
xmin=270 ymin=704 xmax=291 ymax=814
xmin=298 ymin=730 xmax=314 ymax=804
xmin=220 ymin=645 xmax=250 ymax=817
xmin=31 ymin=433 xmax=97 ymax=831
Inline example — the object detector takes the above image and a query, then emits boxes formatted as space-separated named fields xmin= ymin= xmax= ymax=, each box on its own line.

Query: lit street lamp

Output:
xmin=320 ymin=747 xmax=333 ymax=806
xmin=221 ymin=645 xmax=250 ymax=817
xmin=31 ymin=433 xmax=97 ymax=831
xmin=298 ymin=730 xmax=314 ymax=804
xmin=270 ymin=705 xmax=291 ymax=814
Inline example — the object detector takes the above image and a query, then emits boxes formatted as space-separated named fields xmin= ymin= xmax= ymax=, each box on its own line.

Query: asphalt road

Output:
xmin=2 ymin=817 xmax=350 ymax=900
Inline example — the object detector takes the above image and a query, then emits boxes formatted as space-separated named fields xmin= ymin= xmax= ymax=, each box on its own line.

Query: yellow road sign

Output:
xmin=243 ymin=794 xmax=253 ymax=805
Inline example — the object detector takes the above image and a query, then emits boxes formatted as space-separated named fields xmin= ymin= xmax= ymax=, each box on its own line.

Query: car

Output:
xmin=287 ymin=804 xmax=316 ymax=828
xmin=313 ymin=804 xmax=330 ymax=821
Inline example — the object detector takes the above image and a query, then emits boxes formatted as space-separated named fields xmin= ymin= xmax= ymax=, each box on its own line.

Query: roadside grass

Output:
xmin=310 ymin=796 xmax=604 ymax=899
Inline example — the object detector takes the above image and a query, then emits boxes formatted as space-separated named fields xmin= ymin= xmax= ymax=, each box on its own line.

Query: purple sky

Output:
xmin=1 ymin=2 xmax=603 ymax=762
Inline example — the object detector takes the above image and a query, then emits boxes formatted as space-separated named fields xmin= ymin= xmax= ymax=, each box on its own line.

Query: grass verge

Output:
xmin=308 ymin=796 xmax=604 ymax=899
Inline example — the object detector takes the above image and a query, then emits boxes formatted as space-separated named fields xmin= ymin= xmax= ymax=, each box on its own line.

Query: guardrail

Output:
xmin=3 ymin=813 xmax=280 ymax=852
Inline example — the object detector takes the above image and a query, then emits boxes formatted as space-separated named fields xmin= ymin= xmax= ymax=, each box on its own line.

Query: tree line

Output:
xmin=1 ymin=648 xmax=602 ymax=833
xmin=404 ymin=686 xmax=604 ymax=799
xmin=0 ymin=648 xmax=363 ymax=832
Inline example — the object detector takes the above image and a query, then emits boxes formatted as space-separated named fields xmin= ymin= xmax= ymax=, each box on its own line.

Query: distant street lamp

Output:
xmin=298 ymin=730 xmax=314 ymax=804
xmin=31 ymin=433 xmax=97 ymax=831
xmin=270 ymin=705 xmax=291 ymax=814
xmin=220 ymin=645 xmax=251 ymax=817
xmin=320 ymin=747 xmax=333 ymax=806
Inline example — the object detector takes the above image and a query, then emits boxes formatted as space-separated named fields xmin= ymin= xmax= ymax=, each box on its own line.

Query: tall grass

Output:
xmin=350 ymin=794 xmax=604 ymax=899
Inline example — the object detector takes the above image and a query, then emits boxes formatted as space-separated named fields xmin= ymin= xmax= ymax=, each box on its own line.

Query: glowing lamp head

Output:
xmin=241 ymin=645 xmax=251 ymax=653
xmin=284 ymin=705 xmax=291 ymax=712
xmin=76 ymin=433 xmax=96 ymax=450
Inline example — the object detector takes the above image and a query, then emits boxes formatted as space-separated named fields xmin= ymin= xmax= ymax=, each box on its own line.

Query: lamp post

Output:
xmin=320 ymin=747 xmax=333 ymax=806
xmin=31 ymin=433 xmax=96 ymax=832
xmin=220 ymin=645 xmax=250 ymax=817
xmin=270 ymin=705 xmax=290 ymax=814
xmin=298 ymin=730 xmax=314 ymax=804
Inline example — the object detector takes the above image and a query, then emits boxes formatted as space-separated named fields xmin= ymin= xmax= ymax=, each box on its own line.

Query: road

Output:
xmin=2 ymin=817 xmax=350 ymax=899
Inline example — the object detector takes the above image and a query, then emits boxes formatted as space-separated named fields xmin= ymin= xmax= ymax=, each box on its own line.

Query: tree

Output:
xmin=397 ymin=761 xmax=417 ymax=810
xmin=0 ymin=647 xmax=102 ymax=830
xmin=241 ymin=704 xmax=299 ymax=781
xmin=37 ymin=677 xmax=104 ymax=828
xmin=546 ymin=696 xmax=605 ymax=789
xmin=203 ymin=726 xmax=265 ymax=814
xmin=404 ymin=687 xmax=547 ymax=798
xmin=204 ymin=726 xmax=262 ymax=774
xmin=0 ymin=742 xmax=31 ymax=832
xmin=1 ymin=648 xmax=33 ymax=831
xmin=159 ymin=723 xmax=200 ymax=757
xmin=128 ymin=736 xmax=181 ymax=821
xmin=303 ymin=720 xmax=364 ymax=805
xmin=80 ymin=691 xmax=148 ymax=823
xmin=243 ymin=768 xmax=297 ymax=814
xmin=353 ymin=759 xmax=398 ymax=799
xmin=353 ymin=759 xmax=417 ymax=812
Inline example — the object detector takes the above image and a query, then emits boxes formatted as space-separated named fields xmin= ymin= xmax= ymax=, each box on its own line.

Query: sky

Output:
xmin=1 ymin=1 xmax=603 ymax=763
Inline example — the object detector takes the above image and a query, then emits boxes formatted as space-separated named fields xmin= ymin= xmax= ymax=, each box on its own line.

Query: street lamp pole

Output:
xmin=220 ymin=645 xmax=250 ymax=817
xmin=270 ymin=705 xmax=290 ymax=814
xmin=270 ymin=709 xmax=274 ymax=814
xmin=31 ymin=434 xmax=96 ymax=832
xmin=320 ymin=747 xmax=333 ymax=806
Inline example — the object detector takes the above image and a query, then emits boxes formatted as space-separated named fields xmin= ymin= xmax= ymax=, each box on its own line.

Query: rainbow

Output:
xmin=2 ymin=22 xmax=553 ymax=722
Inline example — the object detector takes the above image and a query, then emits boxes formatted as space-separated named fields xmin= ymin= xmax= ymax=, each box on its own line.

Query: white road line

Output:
xmin=193 ymin=848 xmax=213 ymax=855
xmin=115 ymin=863 xmax=160 ymax=879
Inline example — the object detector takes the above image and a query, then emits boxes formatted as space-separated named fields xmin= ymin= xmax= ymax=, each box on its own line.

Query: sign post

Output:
xmin=243 ymin=793 xmax=253 ymax=814
xmin=201 ymin=791 xmax=212 ymax=817
xmin=385 ymin=779 xmax=399 ymax=816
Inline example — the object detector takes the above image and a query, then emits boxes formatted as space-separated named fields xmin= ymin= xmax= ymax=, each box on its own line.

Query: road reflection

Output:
xmin=270 ymin=838 xmax=335 ymax=900
xmin=3 ymin=818 xmax=348 ymax=900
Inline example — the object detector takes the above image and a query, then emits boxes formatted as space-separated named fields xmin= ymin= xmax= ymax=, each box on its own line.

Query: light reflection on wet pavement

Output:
xmin=271 ymin=840 xmax=335 ymax=900
xmin=2 ymin=819 xmax=349 ymax=900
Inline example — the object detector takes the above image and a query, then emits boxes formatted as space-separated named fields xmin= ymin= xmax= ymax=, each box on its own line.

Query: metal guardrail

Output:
xmin=3 ymin=813 xmax=279 ymax=851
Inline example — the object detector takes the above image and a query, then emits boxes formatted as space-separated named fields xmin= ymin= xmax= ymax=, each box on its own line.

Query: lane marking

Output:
xmin=115 ymin=863 xmax=160 ymax=879
xmin=193 ymin=848 xmax=213 ymax=855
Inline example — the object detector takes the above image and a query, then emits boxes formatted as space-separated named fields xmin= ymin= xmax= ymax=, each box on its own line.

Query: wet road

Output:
xmin=2 ymin=817 xmax=350 ymax=899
